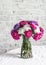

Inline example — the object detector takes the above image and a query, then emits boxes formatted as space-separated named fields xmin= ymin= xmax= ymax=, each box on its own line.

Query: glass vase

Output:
xmin=21 ymin=35 xmax=32 ymax=59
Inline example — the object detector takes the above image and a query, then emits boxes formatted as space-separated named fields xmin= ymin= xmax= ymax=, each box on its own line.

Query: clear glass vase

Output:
xmin=21 ymin=35 xmax=32 ymax=59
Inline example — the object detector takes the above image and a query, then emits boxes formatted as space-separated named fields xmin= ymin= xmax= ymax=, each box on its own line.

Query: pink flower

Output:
xmin=28 ymin=21 xmax=39 ymax=26
xmin=32 ymin=27 xmax=44 ymax=41
xmin=11 ymin=30 xmax=21 ymax=40
xmin=29 ymin=22 xmax=37 ymax=29
xmin=40 ymin=27 xmax=44 ymax=34
xmin=20 ymin=21 xmax=28 ymax=27
xmin=33 ymin=33 xmax=43 ymax=41
xmin=25 ymin=30 xmax=32 ymax=38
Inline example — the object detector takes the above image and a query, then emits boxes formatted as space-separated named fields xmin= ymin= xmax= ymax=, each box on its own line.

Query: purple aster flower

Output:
xmin=28 ymin=21 xmax=39 ymax=26
xmin=14 ymin=23 xmax=20 ymax=30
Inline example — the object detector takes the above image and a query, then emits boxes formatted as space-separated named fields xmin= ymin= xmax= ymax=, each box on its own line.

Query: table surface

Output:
xmin=0 ymin=46 xmax=46 ymax=65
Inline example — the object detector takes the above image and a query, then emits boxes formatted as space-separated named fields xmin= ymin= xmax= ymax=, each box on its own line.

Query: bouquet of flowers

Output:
xmin=11 ymin=21 xmax=44 ymax=58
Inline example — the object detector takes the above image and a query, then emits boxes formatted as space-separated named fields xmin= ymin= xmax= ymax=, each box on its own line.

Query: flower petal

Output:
xmin=20 ymin=21 xmax=28 ymax=27
xmin=14 ymin=23 xmax=20 ymax=30
xmin=11 ymin=30 xmax=21 ymax=40
xmin=33 ymin=33 xmax=43 ymax=41
xmin=25 ymin=30 xmax=32 ymax=38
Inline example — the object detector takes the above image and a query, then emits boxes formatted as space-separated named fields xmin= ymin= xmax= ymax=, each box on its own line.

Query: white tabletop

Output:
xmin=0 ymin=46 xmax=46 ymax=65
